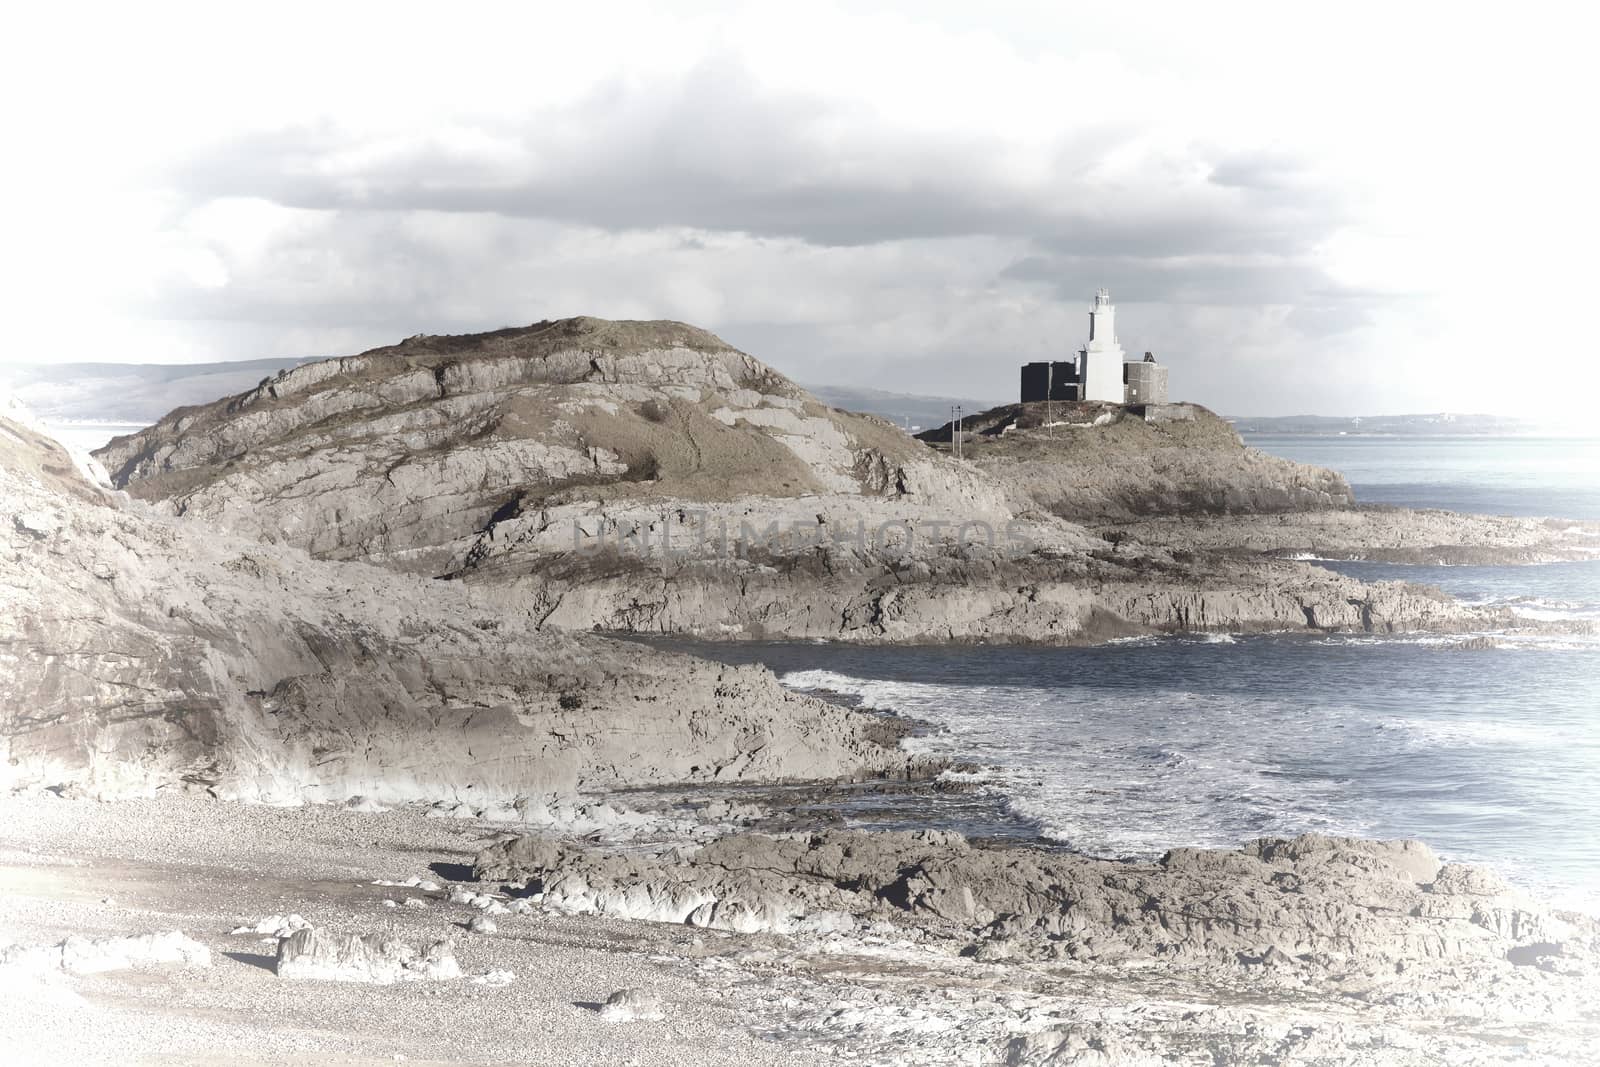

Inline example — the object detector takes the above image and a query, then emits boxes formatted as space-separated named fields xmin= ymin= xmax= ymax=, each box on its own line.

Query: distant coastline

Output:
xmin=1230 ymin=413 xmax=1589 ymax=436
xmin=3 ymin=358 xmax=1581 ymax=438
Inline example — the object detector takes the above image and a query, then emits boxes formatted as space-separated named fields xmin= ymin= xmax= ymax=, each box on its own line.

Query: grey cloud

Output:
xmin=167 ymin=55 xmax=1351 ymax=264
xmin=998 ymin=253 xmax=1330 ymax=305
xmin=997 ymin=251 xmax=1372 ymax=332
xmin=134 ymin=54 xmax=1399 ymax=414
xmin=1207 ymin=152 xmax=1320 ymax=192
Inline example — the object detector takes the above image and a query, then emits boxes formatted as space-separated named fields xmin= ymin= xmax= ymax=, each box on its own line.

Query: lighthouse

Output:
xmin=1077 ymin=288 xmax=1127 ymax=403
xmin=1019 ymin=287 xmax=1169 ymax=407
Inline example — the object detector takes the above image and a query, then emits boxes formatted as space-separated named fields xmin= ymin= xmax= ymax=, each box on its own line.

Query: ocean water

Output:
xmin=667 ymin=436 xmax=1600 ymax=911
xmin=1320 ymin=559 xmax=1600 ymax=630
xmin=1241 ymin=432 xmax=1600 ymax=518
xmin=675 ymin=634 xmax=1600 ymax=912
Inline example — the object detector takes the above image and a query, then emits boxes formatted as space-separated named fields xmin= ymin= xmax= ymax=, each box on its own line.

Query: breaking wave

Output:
xmin=775 ymin=633 xmax=1600 ymax=912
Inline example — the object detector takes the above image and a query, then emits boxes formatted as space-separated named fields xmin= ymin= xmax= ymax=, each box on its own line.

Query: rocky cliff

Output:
xmin=1 ymin=415 xmax=907 ymax=800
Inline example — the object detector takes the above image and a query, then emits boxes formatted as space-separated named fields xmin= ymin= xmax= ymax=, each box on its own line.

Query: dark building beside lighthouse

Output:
xmin=1020 ymin=361 xmax=1080 ymax=403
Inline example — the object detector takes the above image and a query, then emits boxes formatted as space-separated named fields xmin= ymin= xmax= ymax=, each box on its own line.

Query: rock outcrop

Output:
xmin=464 ymin=521 xmax=1494 ymax=641
xmin=0 ymin=414 xmax=908 ymax=800
xmin=274 ymin=928 xmax=461 ymax=983
xmin=920 ymin=401 xmax=1355 ymax=521
xmin=477 ymin=828 xmax=1600 ymax=1025
xmin=96 ymin=317 xmax=987 ymax=576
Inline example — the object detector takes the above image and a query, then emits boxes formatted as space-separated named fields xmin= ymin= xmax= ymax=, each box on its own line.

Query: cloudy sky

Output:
xmin=4 ymin=1 xmax=1595 ymax=415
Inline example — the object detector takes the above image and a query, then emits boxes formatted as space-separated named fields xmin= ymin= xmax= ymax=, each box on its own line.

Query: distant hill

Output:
xmin=1228 ymin=413 xmax=1544 ymax=435
xmin=2 ymin=359 xmax=995 ymax=433
xmin=1 ymin=356 xmax=1557 ymax=439
xmin=802 ymin=383 xmax=998 ymax=431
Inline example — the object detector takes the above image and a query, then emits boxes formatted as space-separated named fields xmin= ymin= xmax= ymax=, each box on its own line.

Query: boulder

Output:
xmin=599 ymin=987 xmax=665 ymax=1023
xmin=274 ymin=928 xmax=461 ymax=984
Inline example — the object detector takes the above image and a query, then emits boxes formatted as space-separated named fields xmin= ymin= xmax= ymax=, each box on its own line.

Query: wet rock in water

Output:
xmin=3 ymin=931 xmax=212 ymax=976
xmin=274 ymin=929 xmax=462 ymax=984
xmin=599 ymin=987 xmax=665 ymax=1023
xmin=468 ymin=916 xmax=497 ymax=935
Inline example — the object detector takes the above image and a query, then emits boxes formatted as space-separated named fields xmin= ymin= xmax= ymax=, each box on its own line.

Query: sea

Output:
xmin=671 ymin=434 xmax=1600 ymax=912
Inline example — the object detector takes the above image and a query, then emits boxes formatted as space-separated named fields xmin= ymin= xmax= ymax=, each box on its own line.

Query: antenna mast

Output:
xmin=1046 ymin=361 xmax=1053 ymax=438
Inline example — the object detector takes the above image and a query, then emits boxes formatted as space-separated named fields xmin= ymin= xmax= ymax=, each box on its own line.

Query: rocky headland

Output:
xmin=88 ymin=317 xmax=1559 ymax=643
xmin=923 ymin=400 xmax=1600 ymax=563
xmin=921 ymin=399 xmax=1356 ymax=520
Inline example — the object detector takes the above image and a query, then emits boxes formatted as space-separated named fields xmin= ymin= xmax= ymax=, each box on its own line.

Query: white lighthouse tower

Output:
xmin=1077 ymin=288 xmax=1127 ymax=403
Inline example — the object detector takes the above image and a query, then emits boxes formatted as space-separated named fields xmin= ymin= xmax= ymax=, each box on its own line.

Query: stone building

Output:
xmin=1124 ymin=352 xmax=1168 ymax=405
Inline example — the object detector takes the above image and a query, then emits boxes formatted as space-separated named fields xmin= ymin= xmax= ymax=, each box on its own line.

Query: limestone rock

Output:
xmin=274 ymin=928 xmax=461 ymax=983
xmin=599 ymin=987 xmax=665 ymax=1023
xmin=230 ymin=915 xmax=310 ymax=938
xmin=476 ymin=827 xmax=1600 ymax=985
xmin=1 ymin=415 xmax=907 ymax=800
xmin=1428 ymin=862 xmax=1514 ymax=897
